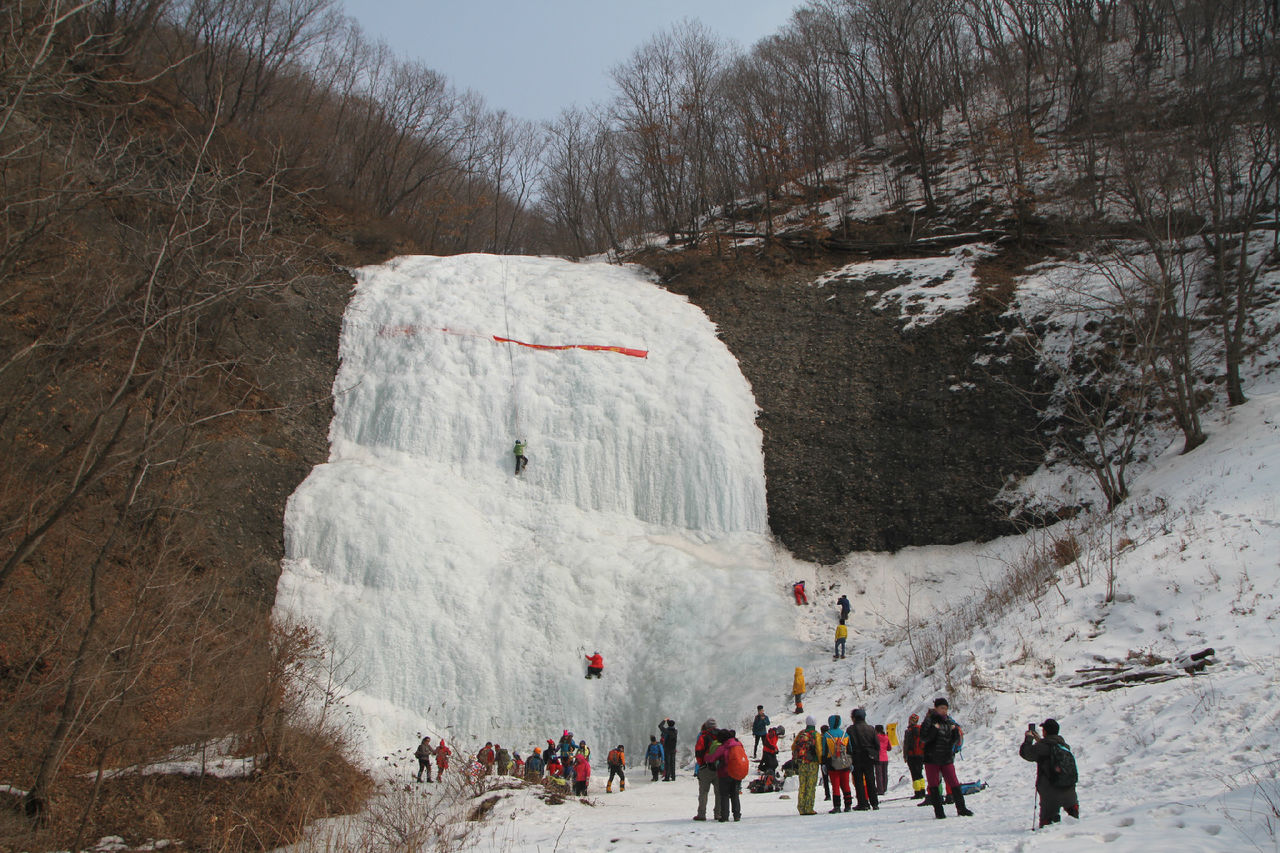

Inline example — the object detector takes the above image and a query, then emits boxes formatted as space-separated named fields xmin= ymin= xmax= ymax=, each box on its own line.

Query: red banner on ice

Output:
xmin=378 ymin=325 xmax=647 ymax=359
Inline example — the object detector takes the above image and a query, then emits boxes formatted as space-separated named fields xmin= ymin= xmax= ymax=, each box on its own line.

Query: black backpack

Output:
xmin=1046 ymin=742 xmax=1078 ymax=788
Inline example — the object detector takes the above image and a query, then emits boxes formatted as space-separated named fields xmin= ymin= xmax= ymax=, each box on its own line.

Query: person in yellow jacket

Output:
xmin=834 ymin=622 xmax=848 ymax=659
xmin=792 ymin=667 xmax=806 ymax=713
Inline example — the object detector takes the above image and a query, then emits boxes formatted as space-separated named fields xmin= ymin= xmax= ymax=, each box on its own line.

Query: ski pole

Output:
xmin=1032 ymin=788 xmax=1039 ymax=831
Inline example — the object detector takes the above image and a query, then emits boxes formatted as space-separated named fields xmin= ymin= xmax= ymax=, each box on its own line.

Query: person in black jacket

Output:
xmin=659 ymin=718 xmax=678 ymax=780
xmin=1021 ymin=718 xmax=1080 ymax=827
xmin=751 ymin=706 xmax=770 ymax=757
xmin=920 ymin=697 xmax=973 ymax=819
xmin=847 ymin=708 xmax=880 ymax=810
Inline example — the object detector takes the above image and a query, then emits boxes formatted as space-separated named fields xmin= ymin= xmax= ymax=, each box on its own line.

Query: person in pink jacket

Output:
xmin=875 ymin=724 xmax=892 ymax=796
xmin=703 ymin=729 xmax=744 ymax=822
xmin=573 ymin=752 xmax=592 ymax=796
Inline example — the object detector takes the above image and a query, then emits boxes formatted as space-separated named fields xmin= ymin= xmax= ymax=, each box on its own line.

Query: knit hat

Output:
xmin=909 ymin=713 xmax=919 ymax=723
xmin=703 ymin=718 xmax=717 ymax=730
xmin=805 ymin=715 xmax=817 ymax=727
xmin=1042 ymin=718 xmax=1060 ymax=737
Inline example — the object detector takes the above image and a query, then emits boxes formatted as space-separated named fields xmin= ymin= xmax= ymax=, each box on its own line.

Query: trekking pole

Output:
xmin=1031 ymin=789 xmax=1038 ymax=831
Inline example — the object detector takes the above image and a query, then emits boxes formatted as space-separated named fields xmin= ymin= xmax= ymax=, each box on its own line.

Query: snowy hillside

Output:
xmin=276 ymin=254 xmax=797 ymax=760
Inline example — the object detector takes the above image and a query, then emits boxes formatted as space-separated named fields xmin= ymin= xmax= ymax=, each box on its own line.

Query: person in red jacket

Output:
xmin=434 ymin=738 xmax=451 ymax=777
xmin=478 ymin=742 xmax=496 ymax=774
xmin=703 ymin=729 xmax=745 ymax=822
xmin=573 ymin=752 xmax=592 ymax=795
xmin=586 ymin=651 xmax=604 ymax=678
xmin=759 ymin=727 xmax=780 ymax=776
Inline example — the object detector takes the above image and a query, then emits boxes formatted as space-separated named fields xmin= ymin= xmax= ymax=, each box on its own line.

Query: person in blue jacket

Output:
xmin=751 ymin=705 xmax=771 ymax=757
xmin=645 ymin=735 xmax=665 ymax=781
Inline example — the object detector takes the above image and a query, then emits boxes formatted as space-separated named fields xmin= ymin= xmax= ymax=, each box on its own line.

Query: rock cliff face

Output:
xmin=646 ymin=249 xmax=1043 ymax=563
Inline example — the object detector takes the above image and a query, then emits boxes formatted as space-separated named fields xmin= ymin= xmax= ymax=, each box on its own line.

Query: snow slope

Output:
xmin=276 ymin=254 xmax=797 ymax=761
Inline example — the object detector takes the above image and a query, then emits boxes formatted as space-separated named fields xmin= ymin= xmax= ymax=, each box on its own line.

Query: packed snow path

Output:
xmin=277 ymin=254 xmax=797 ymax=759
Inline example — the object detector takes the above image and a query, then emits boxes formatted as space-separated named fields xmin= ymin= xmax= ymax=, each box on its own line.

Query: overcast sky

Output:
xmin=340 ymin=0 xmax=802 ymax=123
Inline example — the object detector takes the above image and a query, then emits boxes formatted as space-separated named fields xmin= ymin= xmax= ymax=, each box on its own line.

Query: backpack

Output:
xmin=827 ymin=734 xmax=852 ymax=771
xmin=608 ymin=748 xmax=624 ymax=767
xmin=1046 ymin=742 xmax=1078 ymax=788
xmin=725 ymin=741 xmax=750 ymax=780
xmin=792 ymin=730 xmax=816 ymax=763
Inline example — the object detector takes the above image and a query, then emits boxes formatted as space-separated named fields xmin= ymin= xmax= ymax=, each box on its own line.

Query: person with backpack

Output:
xmin=751 ymin=705 xmax=771 ymax=757
xmin=692 ymin=719 xmax=722 ymax=821
xmin=495 ymin=744 xmax=511 ymax=776
xmin=1021 ymin=718 xmax=1079 ymax=828
xmin=875 ymin=724 xmax=892 ymax=796
xmin=834 ymin=621 xmax=848 ymax=660
xmin=792 ymin=667 xmax=806 ymax=714
xmin=527 ymin=747 xmax=545 ymax=780
xmin=819 ymin=724 xmax=831 ymax=802
xmin=478 ymin=742 xmax=496 ymax=775
xmin=920 ymin=697 xmax=974 ymax=819
xmin=903 ymin=713 xmax=926 ymax=799
xmin=836 ymin=593 xmax=851 ymax=622
xmin=414 ymin=736 xmax=434 ymax=782
xmin=847 ymin=708 xmax=880 ymax=810
xmin=645 ymin=735 xmax=665 ymax=781
xmin=816 ymin=714 xmax=854 ymax=812
xmin=791 ymin=716 xmax=821 ymax=816
xmin=659 ymin=718 xmax=677 ymax=780
xmin=703 ymin=728 xmax=747 ymax=822
xmin=605 ymin=744 xmax=626 ymax=792
xmin=558 ymin=731 xmax=576 ymax=779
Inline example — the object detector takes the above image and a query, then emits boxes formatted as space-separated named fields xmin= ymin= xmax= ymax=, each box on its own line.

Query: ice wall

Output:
xmin=277 ymin=255 xmax=796 ymax=764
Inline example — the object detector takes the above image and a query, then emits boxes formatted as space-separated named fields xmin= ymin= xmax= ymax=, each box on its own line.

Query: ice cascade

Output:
xmin=277 ymin=254 xmax=796 ymax=763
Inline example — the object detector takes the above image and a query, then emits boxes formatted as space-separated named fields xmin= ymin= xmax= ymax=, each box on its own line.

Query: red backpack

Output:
xmin=725 ymin=741 xmax=749 ymax=780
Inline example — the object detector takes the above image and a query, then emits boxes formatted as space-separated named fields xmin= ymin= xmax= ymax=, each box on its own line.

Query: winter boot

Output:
xmin=917 ymin=786 xmax=935 ymax=806
xmin=931 ymin=788 xmax=947 ymax=820
xmin=830 ymin=800 xmax=843 ymax=813
xmin=620 ymin=780 xmax=625 ymax=792
xmin=606 ymin=782 xmax=612 ymax=793
xmin=954 ymin=790 xmax=973 ymax=817
xmin=844 ymin=795 xmax=853 ymax=812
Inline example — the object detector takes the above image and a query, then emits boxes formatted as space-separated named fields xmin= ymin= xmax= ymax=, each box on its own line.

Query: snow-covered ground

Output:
xmin=280 ymin=252 xmax=1280 ymax=852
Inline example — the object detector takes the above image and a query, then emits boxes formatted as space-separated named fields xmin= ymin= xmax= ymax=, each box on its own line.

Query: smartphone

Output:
xmin=1027 ymin=723 xmax=1037 ymax=731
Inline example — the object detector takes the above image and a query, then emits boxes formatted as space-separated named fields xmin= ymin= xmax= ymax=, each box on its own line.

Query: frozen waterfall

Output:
xmin=276 ymin=254 xmax=797 ymax=765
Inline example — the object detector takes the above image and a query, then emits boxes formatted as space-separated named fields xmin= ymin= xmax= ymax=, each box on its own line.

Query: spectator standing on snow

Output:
xmin=921 ymin=697 xmax=974 ymax=819
xmin=606 ymin=745 xmax=626 ymax=792
xmin=414 ymin=736 xmax=434 ymax=783
xmin=659 ymin=719 xmax=678 ymax=780
xmin=817 ymin=714 xmax=853 ymax=813
xmin=573 ymin=752 xmax=591 ymax=795
xmin=703 ymin=728 xmax=745 ymax=822
xmin=692 ymin=719 xmax=721 ymax=821
xmin=495 ymin=744 xmax=511 ymax=776
xmin=819 ymin=724 xmax=831 ymax=802
xmin=527 ymin=747 xmax=545 ymax=780
xmin=752 ymin=705 xmax=770 ymax=757
xmin=875 ymin=724 xmax=892 ymax=796
xmin=645 ymin=735 xmax=665 ymax=781
xmin=847 ymin=708 xmax=880 ymax=810
xmin=1021 ymin=718 xmax=1080 ymax=828
xmin=478 ymin=742 xmax=496 ymax=775
xmin=904 ymin=713 xmax=926 ymax=799
xmin=434 ymin=738 xmax=451 ymax=778
xmin=834 ymin=621 xmax=848 ymax=659
xmin=792 ymin=667 xmax=806 ymax=714
xmin=791 ymin=716 xmax=821 ymax=816
xmin=558 ymin=731 xmax=575 ymax=778
xmin=836 ymin=594 xmax=851 ymax=621
xmin=759 ymin=726 xmax=780 ymax=776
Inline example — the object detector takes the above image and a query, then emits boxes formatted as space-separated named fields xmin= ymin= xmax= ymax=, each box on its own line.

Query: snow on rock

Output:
xmin=813 ymin=245 xmax=993 ymax=331
xmin=276 ymin=254 xmax=796 ymax=762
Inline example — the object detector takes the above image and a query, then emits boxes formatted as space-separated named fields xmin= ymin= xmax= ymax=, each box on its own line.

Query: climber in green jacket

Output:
xmin=513 ymin=439 xmax=528 ymax=475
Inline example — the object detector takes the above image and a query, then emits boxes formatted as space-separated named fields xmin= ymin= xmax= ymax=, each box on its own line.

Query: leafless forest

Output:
xmin=1 ymin=0 xmax=1277 ymax=849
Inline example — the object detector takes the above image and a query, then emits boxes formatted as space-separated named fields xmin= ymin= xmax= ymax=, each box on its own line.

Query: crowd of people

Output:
xmin=406 ymin=597 xmax=1080 ymax=831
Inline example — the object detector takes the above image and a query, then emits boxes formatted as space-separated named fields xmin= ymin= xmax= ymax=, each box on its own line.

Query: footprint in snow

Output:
xmin=1203 ymin=824 xmax=1222 ymax=836
xmin=1116 ymin=817 xmax=1135 ymax=827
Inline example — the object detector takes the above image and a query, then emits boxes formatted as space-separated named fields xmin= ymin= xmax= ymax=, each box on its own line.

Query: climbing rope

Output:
xmin=500 ymin=255 xmax=523 ymax=440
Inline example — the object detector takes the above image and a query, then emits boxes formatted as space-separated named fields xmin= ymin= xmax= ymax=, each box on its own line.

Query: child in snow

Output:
xmin=573 ymin=752 xmax=591 ymax=795
xmin=645 ymin=736 xmax=665 ymax=781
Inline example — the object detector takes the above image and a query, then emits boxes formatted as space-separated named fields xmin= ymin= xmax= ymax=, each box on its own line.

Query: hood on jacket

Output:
xmin=828 ymin=714 xmax=842 ymax=729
